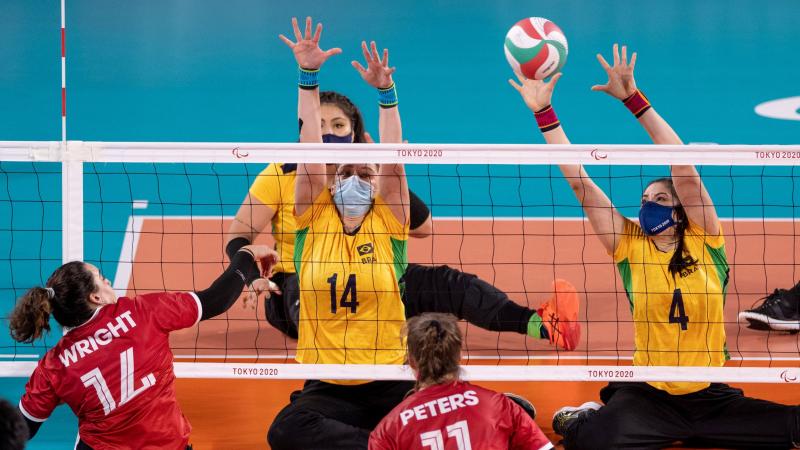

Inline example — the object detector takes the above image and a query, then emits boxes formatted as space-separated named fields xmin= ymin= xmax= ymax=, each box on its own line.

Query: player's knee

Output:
xmin=267 ymin=406 xmax=317 ymax=450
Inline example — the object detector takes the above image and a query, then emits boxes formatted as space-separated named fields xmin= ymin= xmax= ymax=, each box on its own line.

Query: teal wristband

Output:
xmin=298 ymin=67 xmax=319 ymax=90
xmin=377 ymin=84 xmax=398 ymax=108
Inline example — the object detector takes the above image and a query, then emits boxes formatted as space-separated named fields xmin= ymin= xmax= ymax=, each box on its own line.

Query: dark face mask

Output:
xmin=639 ymin=201 xmax=676 ymax=235
xmin=322 ymin=134 xmax=353 ymax=144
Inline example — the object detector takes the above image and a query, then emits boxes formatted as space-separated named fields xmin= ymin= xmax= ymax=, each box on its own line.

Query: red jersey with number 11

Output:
xmin=369 ymin=380 xmax=553 ymax=450
xmin=19 ymin=292 xmax=201 ymax=450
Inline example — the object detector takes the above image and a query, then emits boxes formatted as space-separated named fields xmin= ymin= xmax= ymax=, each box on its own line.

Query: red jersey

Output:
xmin=369 ymin=381 xmax=553 ymax=450
xmin=19 ymin=292 xmax=201 ymax=450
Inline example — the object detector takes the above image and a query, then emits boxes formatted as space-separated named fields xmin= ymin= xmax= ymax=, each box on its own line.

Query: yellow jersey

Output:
xmin=248 ymin=163 xmax=298 ymax=274
xmin=613 ymin=220 xmax=729 ymax=395
xmin=294 ymin=189 xmax=408 ymax=381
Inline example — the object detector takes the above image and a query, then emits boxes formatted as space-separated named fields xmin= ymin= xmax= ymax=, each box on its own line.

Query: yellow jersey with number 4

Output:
xmin=294 ymin=189 xmax=408 ymax=378
xmin=614 ymin=220 xmax=729 ymax=395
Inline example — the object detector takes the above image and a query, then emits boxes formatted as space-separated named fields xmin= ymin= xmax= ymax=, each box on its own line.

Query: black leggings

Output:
xmin=267 ymin=380 xmax=415 ymax=450
xmin=265 ymin=264 xmax=536 ymax=339
xmin=563 ymin=382 xmax=800 ymax=450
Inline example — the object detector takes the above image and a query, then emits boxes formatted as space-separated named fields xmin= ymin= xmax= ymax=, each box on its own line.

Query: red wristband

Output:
xmin=622 ymin=89 xmax=652 ymax=118
xmin=534 ymin=105 xmax=560 ymax=132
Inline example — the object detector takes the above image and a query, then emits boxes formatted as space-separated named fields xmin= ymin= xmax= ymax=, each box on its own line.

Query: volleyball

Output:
xmin=504 ymin=17 xmax=568 ymax=80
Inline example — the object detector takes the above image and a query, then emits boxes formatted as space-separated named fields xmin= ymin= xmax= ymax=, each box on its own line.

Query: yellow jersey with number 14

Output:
xmin=614 ymin=220 xmax=729 ymax=395
xmin=294 ymin=189 xmax=408 ymax=378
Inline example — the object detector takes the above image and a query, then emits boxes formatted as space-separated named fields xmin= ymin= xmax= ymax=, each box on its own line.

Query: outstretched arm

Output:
xmin=279 ymin=17 xmax=341 ymax=215
xmin=509 ymin=72 xmax=628 ymax=254
xmin=353 ymin=40 xmax=408 ymax=223
xmin=593 ymin=44 xmax=719 ymax=235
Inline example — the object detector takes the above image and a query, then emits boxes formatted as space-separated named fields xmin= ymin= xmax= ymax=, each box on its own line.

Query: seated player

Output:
xmin=739 ymin=280 xmax=800 ymax=332
xmin=508 ymin=42 xmax=800 ymax=449
xmin=228 ymin=19 xmax=579 ymax=352
xmin=10 ymin=244 xmax=277 ymax=449
xmin=369 ymin=313 xmax=554 ymax=450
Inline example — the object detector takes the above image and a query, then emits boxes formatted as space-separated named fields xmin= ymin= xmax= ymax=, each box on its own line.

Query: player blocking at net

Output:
xmin=510 ymin=43 xmax=800 ymax=449
xmin=369 ymin=313 xmax=554 ymax=450
xmin=228 ymin=16 xmax=580 ymax=353
xmin=9 ymin=244 xmax=278 ymax=449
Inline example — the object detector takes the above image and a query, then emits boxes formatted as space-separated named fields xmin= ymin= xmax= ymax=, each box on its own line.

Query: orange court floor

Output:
xmin=119 ymin=217 xmax=800 ymax=449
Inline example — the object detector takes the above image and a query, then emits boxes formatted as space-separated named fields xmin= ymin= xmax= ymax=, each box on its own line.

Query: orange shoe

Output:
xmin=538 ymin=279 xmax=581 ymax=351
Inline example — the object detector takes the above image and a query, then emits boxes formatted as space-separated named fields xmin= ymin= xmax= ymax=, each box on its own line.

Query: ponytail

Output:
xmin=405 ymin=313 xmax=462 ymax=388
xmin=8 ymin=288 xmax=52 ymax=343
xmin=8 ymin=261 xmax=96 ymax=343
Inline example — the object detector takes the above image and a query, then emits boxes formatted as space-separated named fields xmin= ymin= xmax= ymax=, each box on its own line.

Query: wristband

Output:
xmin=534 ymin=105 xmax=560 ymax=132
xmin=622 ymin=89 xmax=651 ymax=118
xmin=378 ymin=83 xmax=398 ymax=108
xmin=298 ymin=66 xmax=319 ymax=90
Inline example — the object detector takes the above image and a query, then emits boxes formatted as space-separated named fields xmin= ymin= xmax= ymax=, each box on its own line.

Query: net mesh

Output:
xmin=2 ymin=142 xmax=800 ymax=381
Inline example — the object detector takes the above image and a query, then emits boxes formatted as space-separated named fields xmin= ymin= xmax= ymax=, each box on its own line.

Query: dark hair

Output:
xmin=0 ymin=398 xmax=27 ymax=450
xmin=405 ymin=313 xmax=462 ymax=388
xmin=320 ymin=91 xmax=367 ymax=143
xmin=8 ymin=261 xmax=96 ymax=343
xmin=646 ymin=177 xmax=698 ymax=277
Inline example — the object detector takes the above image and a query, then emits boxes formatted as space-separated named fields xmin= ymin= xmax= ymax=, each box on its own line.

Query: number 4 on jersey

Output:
xmin=669 ymin=288 xmax=689 ymax=331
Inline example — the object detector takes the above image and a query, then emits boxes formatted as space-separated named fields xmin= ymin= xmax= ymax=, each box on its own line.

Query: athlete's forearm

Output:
xmin=197 ymin=250 xmax=259 ymax=320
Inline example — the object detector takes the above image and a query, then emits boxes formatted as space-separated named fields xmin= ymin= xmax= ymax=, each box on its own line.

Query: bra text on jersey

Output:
xmin=59 ymin=311 xmax=138 ymax=367
xmin=399 ymin=390 xmax=479 ymax=426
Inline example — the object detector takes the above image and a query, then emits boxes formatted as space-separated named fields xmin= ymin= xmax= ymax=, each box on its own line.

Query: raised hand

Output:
xmin=508 ymin=72 xmax=563 ymax=112
xmin=352 ymin=41 xmax=396 ymax=89
xmin=592 ymin=43 xmax=637 ymax=100
xmin=242 ymin=277 xmax=282 ymax=310
xmin=278 ymin=16 xmax=342 ymax=69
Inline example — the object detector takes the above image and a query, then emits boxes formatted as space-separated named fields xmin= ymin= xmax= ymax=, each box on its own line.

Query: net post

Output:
xmin=62 ymin=140 xmax=84 ymax=263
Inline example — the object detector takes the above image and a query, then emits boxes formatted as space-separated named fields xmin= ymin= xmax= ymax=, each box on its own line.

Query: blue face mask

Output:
xmin=322 ymin=134 xmax=353 ymax=144
xmin=333 ymin=175 xmax=373 ymax=218
xmin=639 ymin=201 xmax=676 ymax=235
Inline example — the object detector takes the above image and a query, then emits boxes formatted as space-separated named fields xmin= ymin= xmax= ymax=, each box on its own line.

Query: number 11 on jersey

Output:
xmin=420 ymin=420 xmax=472 ymax=450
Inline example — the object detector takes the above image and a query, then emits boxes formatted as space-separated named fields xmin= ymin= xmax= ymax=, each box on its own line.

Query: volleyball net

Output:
xmin=2 ymin=141 xmax=800 ymax=383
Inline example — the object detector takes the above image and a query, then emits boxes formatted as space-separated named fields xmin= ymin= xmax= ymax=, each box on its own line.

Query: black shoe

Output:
xmin=552 ymin=402 xmax=601 ymax=437
xmin=505 ymin=392 xmax=536 ymax=420
xmin=738 ymin=282 xmax=800 ymax=332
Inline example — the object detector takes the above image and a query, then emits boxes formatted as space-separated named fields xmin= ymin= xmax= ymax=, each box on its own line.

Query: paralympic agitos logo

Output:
xmin=780 ymin=369 xmax=798 ymax=383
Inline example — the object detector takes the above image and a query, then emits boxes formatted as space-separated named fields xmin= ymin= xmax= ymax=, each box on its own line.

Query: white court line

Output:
xmin=113 ymin=216 xmax=144 ymax=296
xmin=0 ymin=354 xmax=40 ymax=359
xmin=132 ymin=200 xmax=149 ymax=209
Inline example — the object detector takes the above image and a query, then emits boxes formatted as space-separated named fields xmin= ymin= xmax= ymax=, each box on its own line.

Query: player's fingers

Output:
xmin=596 ymin=53 xmax=611 ymax=71
xmin=621 ymin=45 xmax=628 ymax=66
xmin=351 ymin=60 xmax=367 ymax=75
xmin=590 ymin=84 xmax=608 ymax=91
xmin=386 ymin=66 xmax=396 ymax=76
xmin=370 ymin=41 xmax=381 ymax=62
xmin=291 ymin=17 xmax=302 ymax=42
xmin=548 ymin=72 xmax=563 ymax=88
xmin=630 ymin=52 xmax=637 ymax=70
xmin=363 ymin=131 xmax=374 ymax=143
xmin=508 ymin=78 xmax=523 ymax=92
xmin=304 ymin=16 xmax=312 ymax=40
xmin=325 ymin=48 xmax=342 ymax=57
xmin=278 ymin=34 xmax=295 ymax=48
xmin=612 ymin=43 xmax=620 ymax=66
xmin=360 ymin=41 xmax=372 ymax=64
xmin=382 ymin=48 xmax=389 ymax=67
xmin=312 ymin=23 xmax=322 ymax=44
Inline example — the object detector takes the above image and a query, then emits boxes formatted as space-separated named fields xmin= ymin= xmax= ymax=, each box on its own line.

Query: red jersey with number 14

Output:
xmin=18 ymin=292 xmax=201 ymax=450
xmin=369 ymin=381 xmax=553 ymax=450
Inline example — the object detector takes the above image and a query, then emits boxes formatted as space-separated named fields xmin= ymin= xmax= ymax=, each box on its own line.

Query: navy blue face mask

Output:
xmin=639 ymin=201 xmax=676 ymax=235
xmin=322 ymin=134 xmax=353 ymax=144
